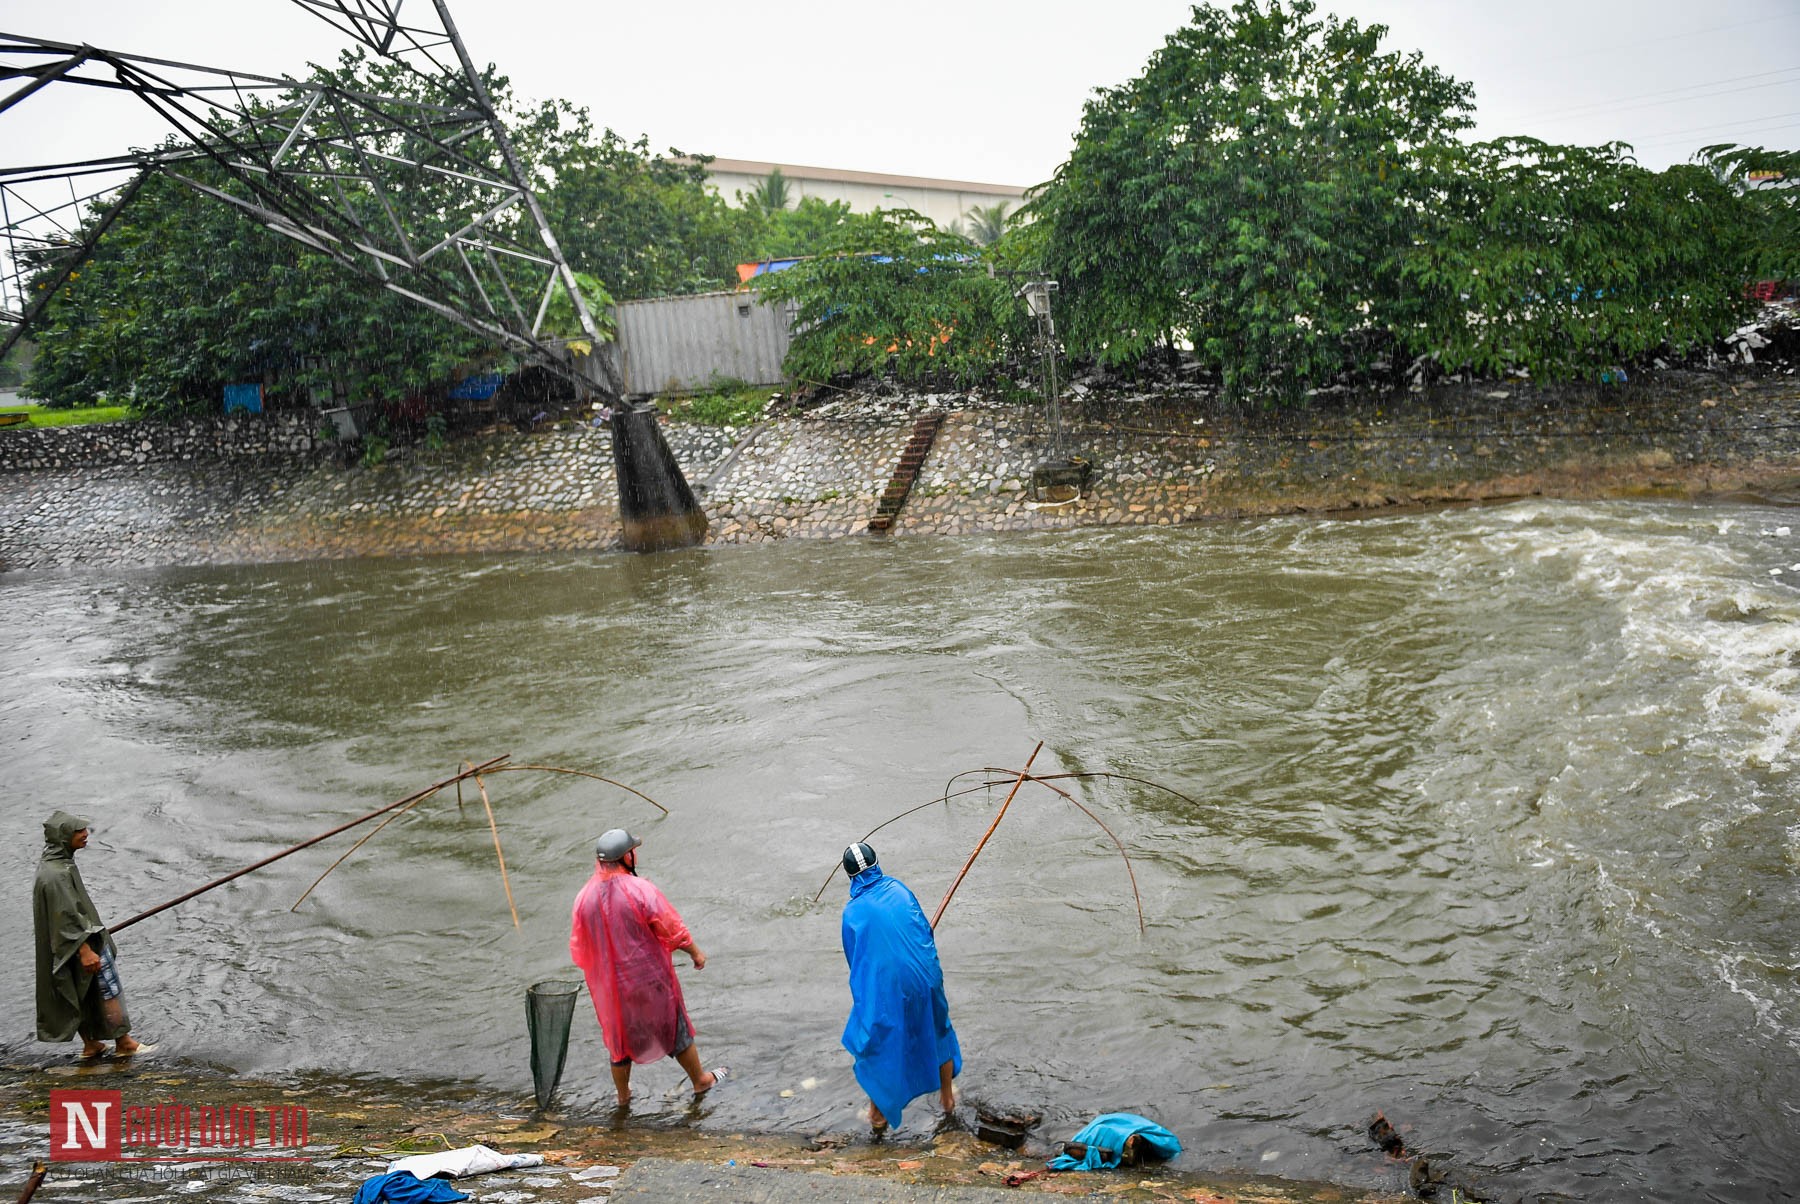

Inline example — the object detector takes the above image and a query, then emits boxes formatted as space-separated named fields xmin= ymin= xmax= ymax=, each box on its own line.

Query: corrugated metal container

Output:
xmin=607 ymin=291 xmax=796 ymax=396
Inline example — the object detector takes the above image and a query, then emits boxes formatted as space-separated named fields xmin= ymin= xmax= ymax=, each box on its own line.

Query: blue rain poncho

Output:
xmin=1046 ymin=1112 xmax=1182 ymax=1171
xmin=840 ymin=867 xmax=961 ymax=1129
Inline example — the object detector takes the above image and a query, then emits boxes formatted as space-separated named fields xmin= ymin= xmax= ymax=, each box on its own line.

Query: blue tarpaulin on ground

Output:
xmin=1046 ymin=1113 xmax=1182 ymax=1172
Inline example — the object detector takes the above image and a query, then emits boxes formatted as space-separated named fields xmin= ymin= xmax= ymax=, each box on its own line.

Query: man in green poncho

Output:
xmin=34 ymin=811 xmax=143 ymax=1058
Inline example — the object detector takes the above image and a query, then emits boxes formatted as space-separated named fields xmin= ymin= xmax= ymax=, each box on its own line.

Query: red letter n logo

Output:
xmin=49 ymin=1089 xmax=121 ymax=1161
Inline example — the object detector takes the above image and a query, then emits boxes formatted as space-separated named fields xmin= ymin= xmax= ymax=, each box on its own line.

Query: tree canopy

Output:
xmin=751 ymin=210 xmax=1031 ymax=387
xmin=23 ymin=52 xmax=748 ymax=412
xmin=23 ymin=160 xmax=491 ymax=413
xmin=1028 ymin=0 xmax=1476 ymax=397
xmin=540 ymin=128 xmax=748 ymax=301
xmin=1401 ymin=138 xmax=1762 ymax=382
xmin=21 ymin=7 xmax=1797 ymax=413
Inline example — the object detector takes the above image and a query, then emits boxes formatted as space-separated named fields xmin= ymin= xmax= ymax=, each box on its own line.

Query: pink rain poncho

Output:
xmin=569 ymin=861 xmax=694 ymax=1064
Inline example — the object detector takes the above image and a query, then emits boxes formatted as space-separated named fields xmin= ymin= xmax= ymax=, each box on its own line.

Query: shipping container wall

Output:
xmin=604 ymin=291 xmax=796 ymax=397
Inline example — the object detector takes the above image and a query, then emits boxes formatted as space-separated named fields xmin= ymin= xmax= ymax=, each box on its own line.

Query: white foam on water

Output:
xmin=1451 ymin=504 xmax=1800 ymax=773
xmin=1715 ymin=953 xmax=1800 ymax=1054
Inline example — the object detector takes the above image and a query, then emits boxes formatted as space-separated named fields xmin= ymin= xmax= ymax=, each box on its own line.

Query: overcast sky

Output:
xmin=5 ymin=0 xmax=1798 ymax=189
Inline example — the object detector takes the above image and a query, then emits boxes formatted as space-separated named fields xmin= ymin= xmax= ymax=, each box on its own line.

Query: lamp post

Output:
xmin=1017 ymin=279 xmax=1062 ymax=459
xmin=1016 ymin=278 xmax=1089 ymax=503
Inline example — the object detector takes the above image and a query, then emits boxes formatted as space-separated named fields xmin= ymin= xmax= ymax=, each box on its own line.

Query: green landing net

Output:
xmin=526 ymin=979 xmax=582 ymax=1111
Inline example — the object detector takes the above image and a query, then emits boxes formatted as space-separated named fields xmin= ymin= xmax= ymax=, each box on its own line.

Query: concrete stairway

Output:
xmin=868 ymin=412 xmax=945 ymax=533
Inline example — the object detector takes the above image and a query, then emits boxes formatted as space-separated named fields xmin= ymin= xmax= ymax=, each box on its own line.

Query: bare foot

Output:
xmin=613 ymin=1090 xmax=631 ymax=1110
xmin=868 ymin=1103 xmax=889 ymax=1135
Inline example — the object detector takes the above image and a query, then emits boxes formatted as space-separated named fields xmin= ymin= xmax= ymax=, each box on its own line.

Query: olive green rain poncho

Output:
xmin=33 ymin=810 xmax=127 ymax=1043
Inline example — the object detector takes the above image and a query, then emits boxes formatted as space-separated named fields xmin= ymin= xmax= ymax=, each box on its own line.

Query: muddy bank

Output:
xmin=0 ymin=1056 xmax=1408 ymax=1202
xmin=2 ymin=369 xmax=1797 ymax=571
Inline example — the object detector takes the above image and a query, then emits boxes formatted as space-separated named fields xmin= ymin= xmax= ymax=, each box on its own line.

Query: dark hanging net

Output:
xmin=526 ymin=979 xmax=582 ymax=1110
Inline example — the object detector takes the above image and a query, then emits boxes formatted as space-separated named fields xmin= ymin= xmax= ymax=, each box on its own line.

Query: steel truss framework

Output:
xmin=0 ymin=0 xmax=614 ymax=395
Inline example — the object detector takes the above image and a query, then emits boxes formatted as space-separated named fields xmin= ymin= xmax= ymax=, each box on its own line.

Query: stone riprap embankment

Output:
xmin=0 ymin=411 xmax=320 ymax=471
xmin=2 ymin=373 xmax=1798 ymax=572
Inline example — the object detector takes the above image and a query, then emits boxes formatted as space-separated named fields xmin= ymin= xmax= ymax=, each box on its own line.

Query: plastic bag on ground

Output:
xmin=387 ymin=1144 xmax=545 ymax=1180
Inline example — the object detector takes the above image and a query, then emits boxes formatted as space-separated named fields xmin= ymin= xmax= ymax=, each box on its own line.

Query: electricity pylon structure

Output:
xmin=0 ymin=1 xmax=707 ymax=551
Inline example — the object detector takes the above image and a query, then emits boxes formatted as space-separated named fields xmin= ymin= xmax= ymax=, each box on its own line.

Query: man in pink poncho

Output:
xmin=569 ymin=828 xmax=725 ymax=1107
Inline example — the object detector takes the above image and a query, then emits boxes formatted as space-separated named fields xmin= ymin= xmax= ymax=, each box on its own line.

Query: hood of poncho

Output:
xmin=41 ymin=810 xmax=92 ymax=860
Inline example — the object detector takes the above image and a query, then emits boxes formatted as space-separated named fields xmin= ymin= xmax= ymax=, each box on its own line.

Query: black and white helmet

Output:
xmin=842 ymin=842 xmax=878 ymax=877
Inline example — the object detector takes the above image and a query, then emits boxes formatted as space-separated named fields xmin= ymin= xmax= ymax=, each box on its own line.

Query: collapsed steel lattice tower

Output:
xmin=0 ymin=0 xmax=707 ymax=551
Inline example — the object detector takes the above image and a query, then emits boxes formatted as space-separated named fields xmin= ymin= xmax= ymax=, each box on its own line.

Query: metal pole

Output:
xmin=1041 ymin=306 xmax=1061 ymax=460
xmin=426 ymin=2 xmax=605 ymax=360
xmin=0 ymin=167 xmax=149 ymax=362
xmin=0 ymin=46 xmax=93 ymax=117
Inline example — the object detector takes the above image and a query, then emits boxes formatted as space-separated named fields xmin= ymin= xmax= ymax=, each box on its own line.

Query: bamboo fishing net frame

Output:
xmin=290 ymin=760 xmax=669 ymax=922
xmin=813 ymin=744 xmax=1192 ymax=935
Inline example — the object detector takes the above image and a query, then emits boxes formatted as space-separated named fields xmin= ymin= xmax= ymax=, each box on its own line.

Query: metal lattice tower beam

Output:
xmin=0 ymin=1 xmax=710 ymax=550
xmin=0 ymin=0 xmax=610 ymax=392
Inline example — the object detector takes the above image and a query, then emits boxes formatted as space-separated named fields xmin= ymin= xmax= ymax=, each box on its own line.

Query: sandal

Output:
xmin=695 ymin=1066 xmax=729 ymax=1096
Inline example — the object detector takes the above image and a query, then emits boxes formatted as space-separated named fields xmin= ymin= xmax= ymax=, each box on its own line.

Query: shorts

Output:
xmin=612 ymin=1013 xmax=691 ymax=1066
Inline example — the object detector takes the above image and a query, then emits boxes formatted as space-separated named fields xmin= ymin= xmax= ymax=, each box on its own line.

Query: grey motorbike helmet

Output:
xmin=842 ymin=842 xmax=878 ymax=877
xmin=595 ymin=828 xmax=642 ymax=862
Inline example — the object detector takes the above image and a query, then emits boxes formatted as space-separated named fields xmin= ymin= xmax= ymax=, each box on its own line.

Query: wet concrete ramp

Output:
xmin=610 ymin=1156 xmax=1018 ymax=1201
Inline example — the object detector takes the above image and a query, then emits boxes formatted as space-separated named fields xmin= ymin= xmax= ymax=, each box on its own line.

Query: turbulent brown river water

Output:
xmin=4 ymin=500 xmax=1798 ymax=1201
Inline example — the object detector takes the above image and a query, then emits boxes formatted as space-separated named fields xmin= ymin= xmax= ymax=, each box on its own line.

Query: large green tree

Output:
xmin=541 ymin=130 xmax=750 ymax=299
xmin=24 ymin=51 xmax=754 ymax=412
xmin=749 ymin=196 xmax=866 ymax=260
xmin=1029 ymin=0 xmax=1474 ymax=398
xmin=1695 ymin=143 xmax=1800 ymax=285
xmin=23 ymin=160 xmax=491 ymax=413
xmin=1401 ymin=138 xmax=1761 ymax=382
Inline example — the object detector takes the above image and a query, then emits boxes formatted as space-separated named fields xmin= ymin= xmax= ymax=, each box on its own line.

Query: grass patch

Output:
xmin=0 ymin=401 xmax=137 ymax=428
xmin=657 ymin=380 xmax=775 ymax=427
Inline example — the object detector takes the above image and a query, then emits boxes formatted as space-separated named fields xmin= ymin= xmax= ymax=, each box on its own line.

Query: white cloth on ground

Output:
xmin=387 ymin=1144 xmax=545 ymax=1180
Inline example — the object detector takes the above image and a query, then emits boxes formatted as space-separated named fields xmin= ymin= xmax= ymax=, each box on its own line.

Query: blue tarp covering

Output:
xmin=737 ymin=252 xmax=972 ymax=282
xmin=447 ymin=372 xmax=503 ymax=401
xmin=223 ymin=383 xmax=262 ymax=414
xmin=840 ymin=867 xmax=961 ymax=1130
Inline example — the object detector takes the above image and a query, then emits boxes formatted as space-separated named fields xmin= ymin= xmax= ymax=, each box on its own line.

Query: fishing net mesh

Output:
xmin=526 ymin=979 xmax=582 ymax=1110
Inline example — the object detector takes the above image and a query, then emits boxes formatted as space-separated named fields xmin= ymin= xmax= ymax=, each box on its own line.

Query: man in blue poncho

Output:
xmin=839 ymin=842 xmax=961 ymax=1134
